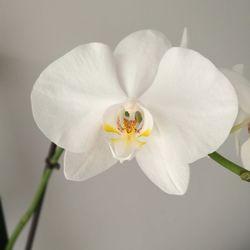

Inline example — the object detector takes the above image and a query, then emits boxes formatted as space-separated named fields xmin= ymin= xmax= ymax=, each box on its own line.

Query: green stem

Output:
xmin=209 ymin=151 xmax=250 ymax=182
xmin=5 ymin=147 xmax=64 ymax=250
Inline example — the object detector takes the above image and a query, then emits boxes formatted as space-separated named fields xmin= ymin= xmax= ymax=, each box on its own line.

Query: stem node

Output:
xmin=240 ymin=172 xmax=250 ymax=182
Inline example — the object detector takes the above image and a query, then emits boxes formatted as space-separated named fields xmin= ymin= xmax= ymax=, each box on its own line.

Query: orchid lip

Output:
xmin=102 ymin=101 xmax=154 ymax=162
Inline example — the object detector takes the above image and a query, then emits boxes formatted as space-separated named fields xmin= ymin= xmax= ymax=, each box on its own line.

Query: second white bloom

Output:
xmin=223 ymin=65 xmax=250 ymax=170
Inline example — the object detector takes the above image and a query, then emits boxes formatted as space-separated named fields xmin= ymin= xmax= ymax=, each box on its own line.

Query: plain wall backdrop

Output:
xmin=1 ymin=0 xmax=250 ymax=249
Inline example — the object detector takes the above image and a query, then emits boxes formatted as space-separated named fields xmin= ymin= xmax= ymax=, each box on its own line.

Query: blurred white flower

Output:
xmin=31 ymin=30 xmax=237 ymax=194
xmin=223 ymin=65 xmax=250 ymax=170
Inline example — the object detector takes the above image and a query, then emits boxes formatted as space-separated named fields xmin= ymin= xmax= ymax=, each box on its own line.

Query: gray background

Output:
xmin=1 ymin=0 xmax=250 ymax=249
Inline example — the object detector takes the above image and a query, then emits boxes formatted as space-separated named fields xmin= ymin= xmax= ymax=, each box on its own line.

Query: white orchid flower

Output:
xmin=31 ymin=30 xmax=238 ymax=195
xmin=222 ymin=65 xmax=250 ymax=170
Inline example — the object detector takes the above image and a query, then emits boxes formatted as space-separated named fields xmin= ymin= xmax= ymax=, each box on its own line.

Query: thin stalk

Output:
xmin=25 ymin=143 xmax=57 ymax=250
xmin=25 ymin=187 xmax=46 ymax=250
xmin=209 ymin=151 xmax=250 ymax=181
xmin=5 ymin=146 xmax=64 ymax=250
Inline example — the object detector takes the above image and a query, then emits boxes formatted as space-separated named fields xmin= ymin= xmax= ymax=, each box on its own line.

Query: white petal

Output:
xmin=180 ymin=27 xmax=189 ymax=48
xmin=140 ymin=47 xmax=238 ymax=163
xmin=64 ymin=133 xmax=117 ymax=181
xmin=136 ymin=130 xmax=190 ymax=195
xmin=232 ymin=64 xmax=244 ymax=74
xmin=241 ymin=137 xmax=250 ymax=170
xmin=114 ymin=30 xmax=171 ymax=98
xmin=31 ymin=43 xmax=126 ymax=153
xmin=222 ymin=68 xmax=250 ymax=114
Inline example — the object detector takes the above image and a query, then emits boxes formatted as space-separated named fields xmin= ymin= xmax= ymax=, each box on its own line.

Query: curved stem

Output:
xmin=5 ymin=146 xmax=64 ymax=250
xmin=209 ymin=151 xmax=250 ymax=182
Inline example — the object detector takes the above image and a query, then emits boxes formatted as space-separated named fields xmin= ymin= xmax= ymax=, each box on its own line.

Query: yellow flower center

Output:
xmin=102 ymin=102 xmax=153 ymax=162
xmin=122 ymin=118 xmax=137 ymax=134
xmin=103 ymin=110 xmax=151 ymax=144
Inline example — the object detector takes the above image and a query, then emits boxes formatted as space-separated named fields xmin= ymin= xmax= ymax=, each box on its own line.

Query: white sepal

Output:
xmin=136 ymin=129 xmax=190 ymax=195
xmin=114 ymin=30 xmax=171 ymax=98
